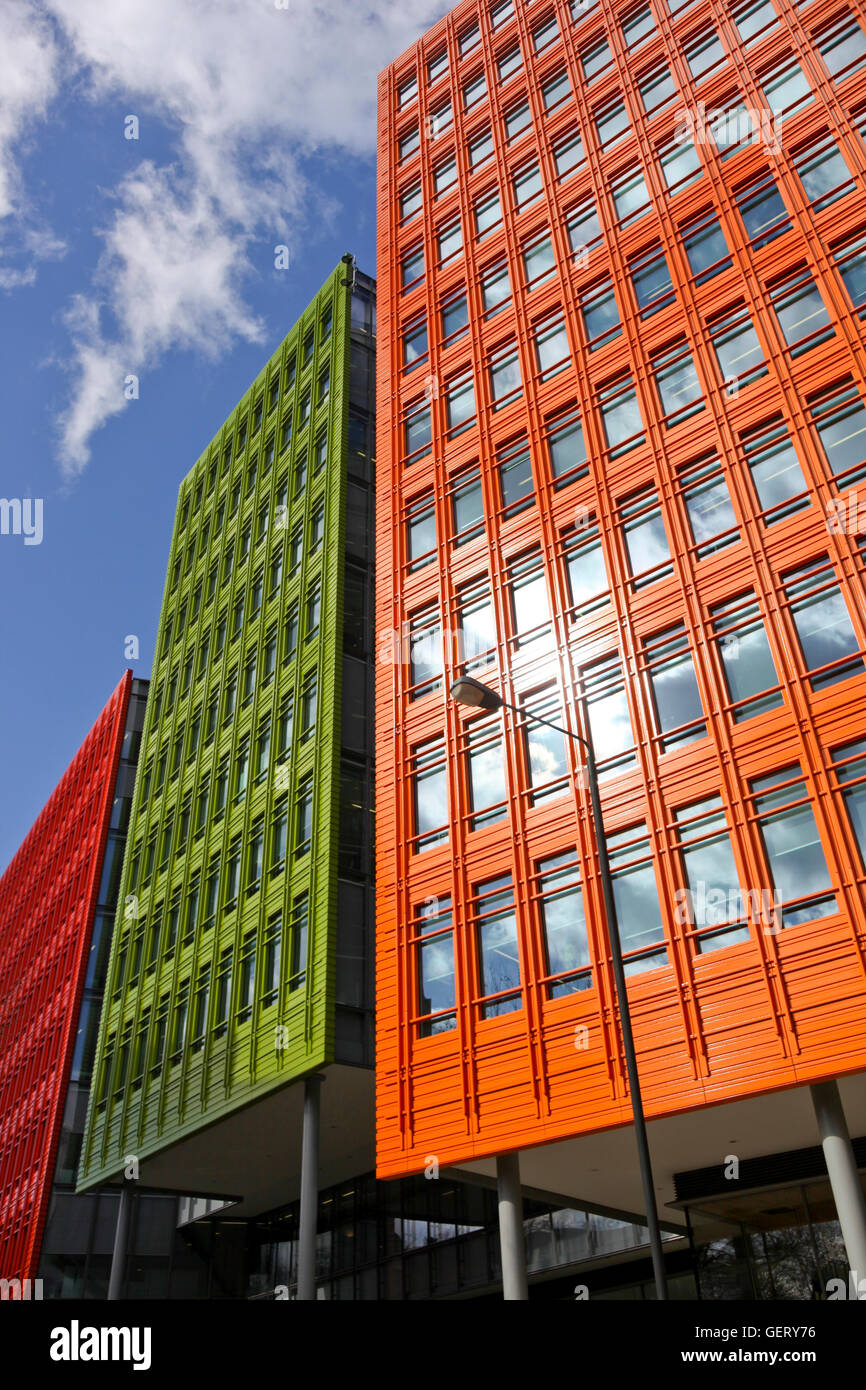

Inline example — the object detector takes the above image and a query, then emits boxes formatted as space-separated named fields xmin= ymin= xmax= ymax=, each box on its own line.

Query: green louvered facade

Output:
xmin=78 ymin=261 xmax=376 ymax=1192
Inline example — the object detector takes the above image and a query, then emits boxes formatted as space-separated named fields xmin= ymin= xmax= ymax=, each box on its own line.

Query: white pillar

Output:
xmin=296 ymin=1073 xmax=324 ymax=1300
xmin=496 ymin=1152 xmax=528 ymax=1301
xmin=811 ymin=1080 xmax=866 ymax=1293
xmin=107 ymin=1182 xmax=133 ymax=1300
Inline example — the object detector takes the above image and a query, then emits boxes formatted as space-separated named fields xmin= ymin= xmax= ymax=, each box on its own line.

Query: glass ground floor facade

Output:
xmin=36 ymin=1146 xmax=866 ymax=1300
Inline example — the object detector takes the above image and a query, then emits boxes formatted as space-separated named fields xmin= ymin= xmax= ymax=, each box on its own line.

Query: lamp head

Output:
xmin=450 ymin=677 xmax=503 ymax=712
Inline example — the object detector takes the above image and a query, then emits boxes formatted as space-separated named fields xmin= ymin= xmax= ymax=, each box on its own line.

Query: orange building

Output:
xmin=375 ymin=0 xmax=866 ymax=1294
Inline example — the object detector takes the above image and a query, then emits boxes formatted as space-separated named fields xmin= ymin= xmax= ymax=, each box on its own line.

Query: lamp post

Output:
xmin=451 ymin=675 xmax=668 ymax=1300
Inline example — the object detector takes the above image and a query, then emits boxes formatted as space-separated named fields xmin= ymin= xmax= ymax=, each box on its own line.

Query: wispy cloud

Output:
xmin=0 ymin=0 xmax=445 ymax=475
xmin=0 ymin=0 xmax=65 ymax=287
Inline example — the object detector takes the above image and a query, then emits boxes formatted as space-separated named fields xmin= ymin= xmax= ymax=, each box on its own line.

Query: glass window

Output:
xmin=288 ymin=895 xmax=308 ymax=991
xmin=761 ymin=62 xmax=812 ymax=118
xmin=401 ymin=183 xmax=422 ymax=221
xmin=810 ymin=381 xmax=866 ymax=486
xmin=652 ymin=340 xmax=704 ymax=425
xmin=475 ymin=189 xmax=502 ymax=237
xmin=451 ymin=467 xmax=485 ymax=544
xmin=611 ymin=167 xmax=650 ymax=224
xmin=491 ymin=0 xmax=515 ymax=28
xmin=542 ymin=70 xmax=571 ymax=109
xmin=481 ymin=261 xmax=512 ymax=315
xmin=438 ymin=219 xmax=463 ymax=262
xmin=433 ymin=157 xmax=457 ymax=198
xmin=402 ymin=319 xmax=428 ymax=372
xmin=401 ymin=245 xmax=425 ymax=290
xmin=464 ymin=72 xmax=488 ymax=108
xmin=623 ymin=6 xmax=656 ymax=47
xmin=620 ymin=488 xmax=672 ymax=585
xmin=409 ymin=606 xmax=443 ymax=698
xmin=630 ymin=246 xmax=674 ymax=315
xmin=600 ymin=375 xmax=644 ymax=455
xmin=504 ymin=100 xmax=531 ymax=140
xmin=398 ymin=75 xmax=417 ymax=109
xmin=428 ymin=49 xmax=448 ymax=84
xmin=537 ymin=852 xmax=591 ymax=996
xmin=819 ymin=18 xmax=866 ymax=81
xmin=295 ymin=777 xmax=313 ymax=856
xmin=404 ymin=400 xmax=432 ymax=462
xmin=741 ymin=418 xmax=809 ymax=522
xmin=513 ymin=162 xmax=543 ymax=208
xmin=523 ymin=233 xmax=556 ymax=288
xmin=833 ymin=234 xmax=866 ymax=317
xmin=415 ymin=897 xmax=456 ymax=1036
xmin=639 ymin=65 xmax=677 ymax=112
xmin=532 ymin=14 xmax=559 ymax=50
xmin=458 ymin=578 xmax=497 ymax=672
xmin=582 ymin=37 xmax=611 ymax=80
xmin=467 ymin=720 xmax=508 ymax=828
xmin=408 ymin=493 xmax=437 ymax=570
xmin=831 ymin=742 xmax=866 ymax=870
xmin=736 ymin=172 xmax=789 ymax=245
xmin=260 ymin=912 xmax=281 ymax=1009
xmin=547 ymin=407 xmax=588 ymax=486
xmin=522 ymin=689 xmax=569 ymax=802
xmin=674 ymin=798 xmax=751 ymax=953
xmin=567 ymin=199 xmax=603 ymax=255
xmin=596 ymin=100 xmax=630 ymax=147
xmin=399 ymin=125 xmax=420 ymax=161
xmin=498 ymin=45 xmax=522 ymax=82
xmin=446 ymin=373 xmax=476 ymax=434
xmin=563 ymin=519 xmax=609 ymax=613
xmin=685 ymin=31 xmax=725 ymax=80
xmin=459 ymin=23 xmax=481 ymax=55
xmin=661 ymin=137 xmax=702 ymax=190
xmin=679 ymin=457 xmax=739 ymax=556
xmin=733 ymin=0 xmax=778 ymax=43
xmin=710 ymin=305 xmax=767 ymax=390
xmin=498 ymin=437 xmax=534 ymax=516
xmin=579 ymin=655 xmax=636 ymax=777
xmin=581 ymin=280 xmax=621 ymax=349
xmin=770 ymin=270 xmax=833 ymax=355
xmin=682 ymin=213 xmax=731 ymax=283
xmin=606 ymin=824 xmax=668 ymax=973
xmin=509 ymin=550 xmax=551 ymax=652
xmin=749 ymin=766 xmax=836 ymax=925
xmin=437 ymin=298 xmax=465 ymax=350
xmin=474 ymin=875 xmax=521 ymax=1016
xmin=554 ymin=129 xmax=585 ymax=177
xmin=644 ymin=623 xmax=706 ymax=749
xmin=470 ymin=128 xmax=494 ymax=167
xmin=783 ymin=557 xmax=864 ymax=689
xmin=796 ymin=139 xmax=854 ymax=208
xmin=711 ymin=590 xmax=782 ymax=721
xmin=489 ymin=344 xmax=522 ymax=406
xmin=534 ymin=316 xmax=571 ymax=377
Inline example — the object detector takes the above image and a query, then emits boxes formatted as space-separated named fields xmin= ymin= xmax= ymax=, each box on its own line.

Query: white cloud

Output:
xmin=0 ymin=0 xmax=65 ymax=283
xmin=35 ymin=0 xmax=447 ymax=475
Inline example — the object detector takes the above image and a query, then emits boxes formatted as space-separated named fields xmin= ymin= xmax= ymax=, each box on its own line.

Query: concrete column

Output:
xmin=496 ymin=1152 xmax=528 ymax=1301
xmin=296 ymin=1073 xmax=324 ymax=1301
xmin=107 ymin=1181 xmax=133 ymax=1301
xmin=811 ymin=1080 xmax=866 ymax=1292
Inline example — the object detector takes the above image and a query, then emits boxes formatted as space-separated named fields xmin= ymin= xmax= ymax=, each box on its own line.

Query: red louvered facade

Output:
xmin=0 ymin=672 xmax=132 ymax=1282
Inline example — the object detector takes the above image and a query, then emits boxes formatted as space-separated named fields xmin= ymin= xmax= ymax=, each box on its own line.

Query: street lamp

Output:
xmin=451 ymin=675 xmax=668 ymax=1300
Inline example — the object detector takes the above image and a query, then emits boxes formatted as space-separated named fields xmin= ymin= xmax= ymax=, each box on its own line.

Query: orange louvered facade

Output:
xmin=375 ymin=0 xmax=866 ymax=1180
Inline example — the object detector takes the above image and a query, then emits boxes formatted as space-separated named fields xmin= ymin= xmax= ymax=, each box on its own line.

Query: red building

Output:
xmin=0 ymin=673 xmax=134 ymax=1284
xmin=375 ymin=0 xmax=866 ymax=1290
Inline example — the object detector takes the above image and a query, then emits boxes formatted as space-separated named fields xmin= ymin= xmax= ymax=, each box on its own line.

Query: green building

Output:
xmin=78 ymin=261 xmax=376 ymax=1295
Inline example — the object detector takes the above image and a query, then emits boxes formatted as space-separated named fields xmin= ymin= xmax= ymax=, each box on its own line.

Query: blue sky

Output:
xmin=0 ymin=0 xmax=445 ymax=873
